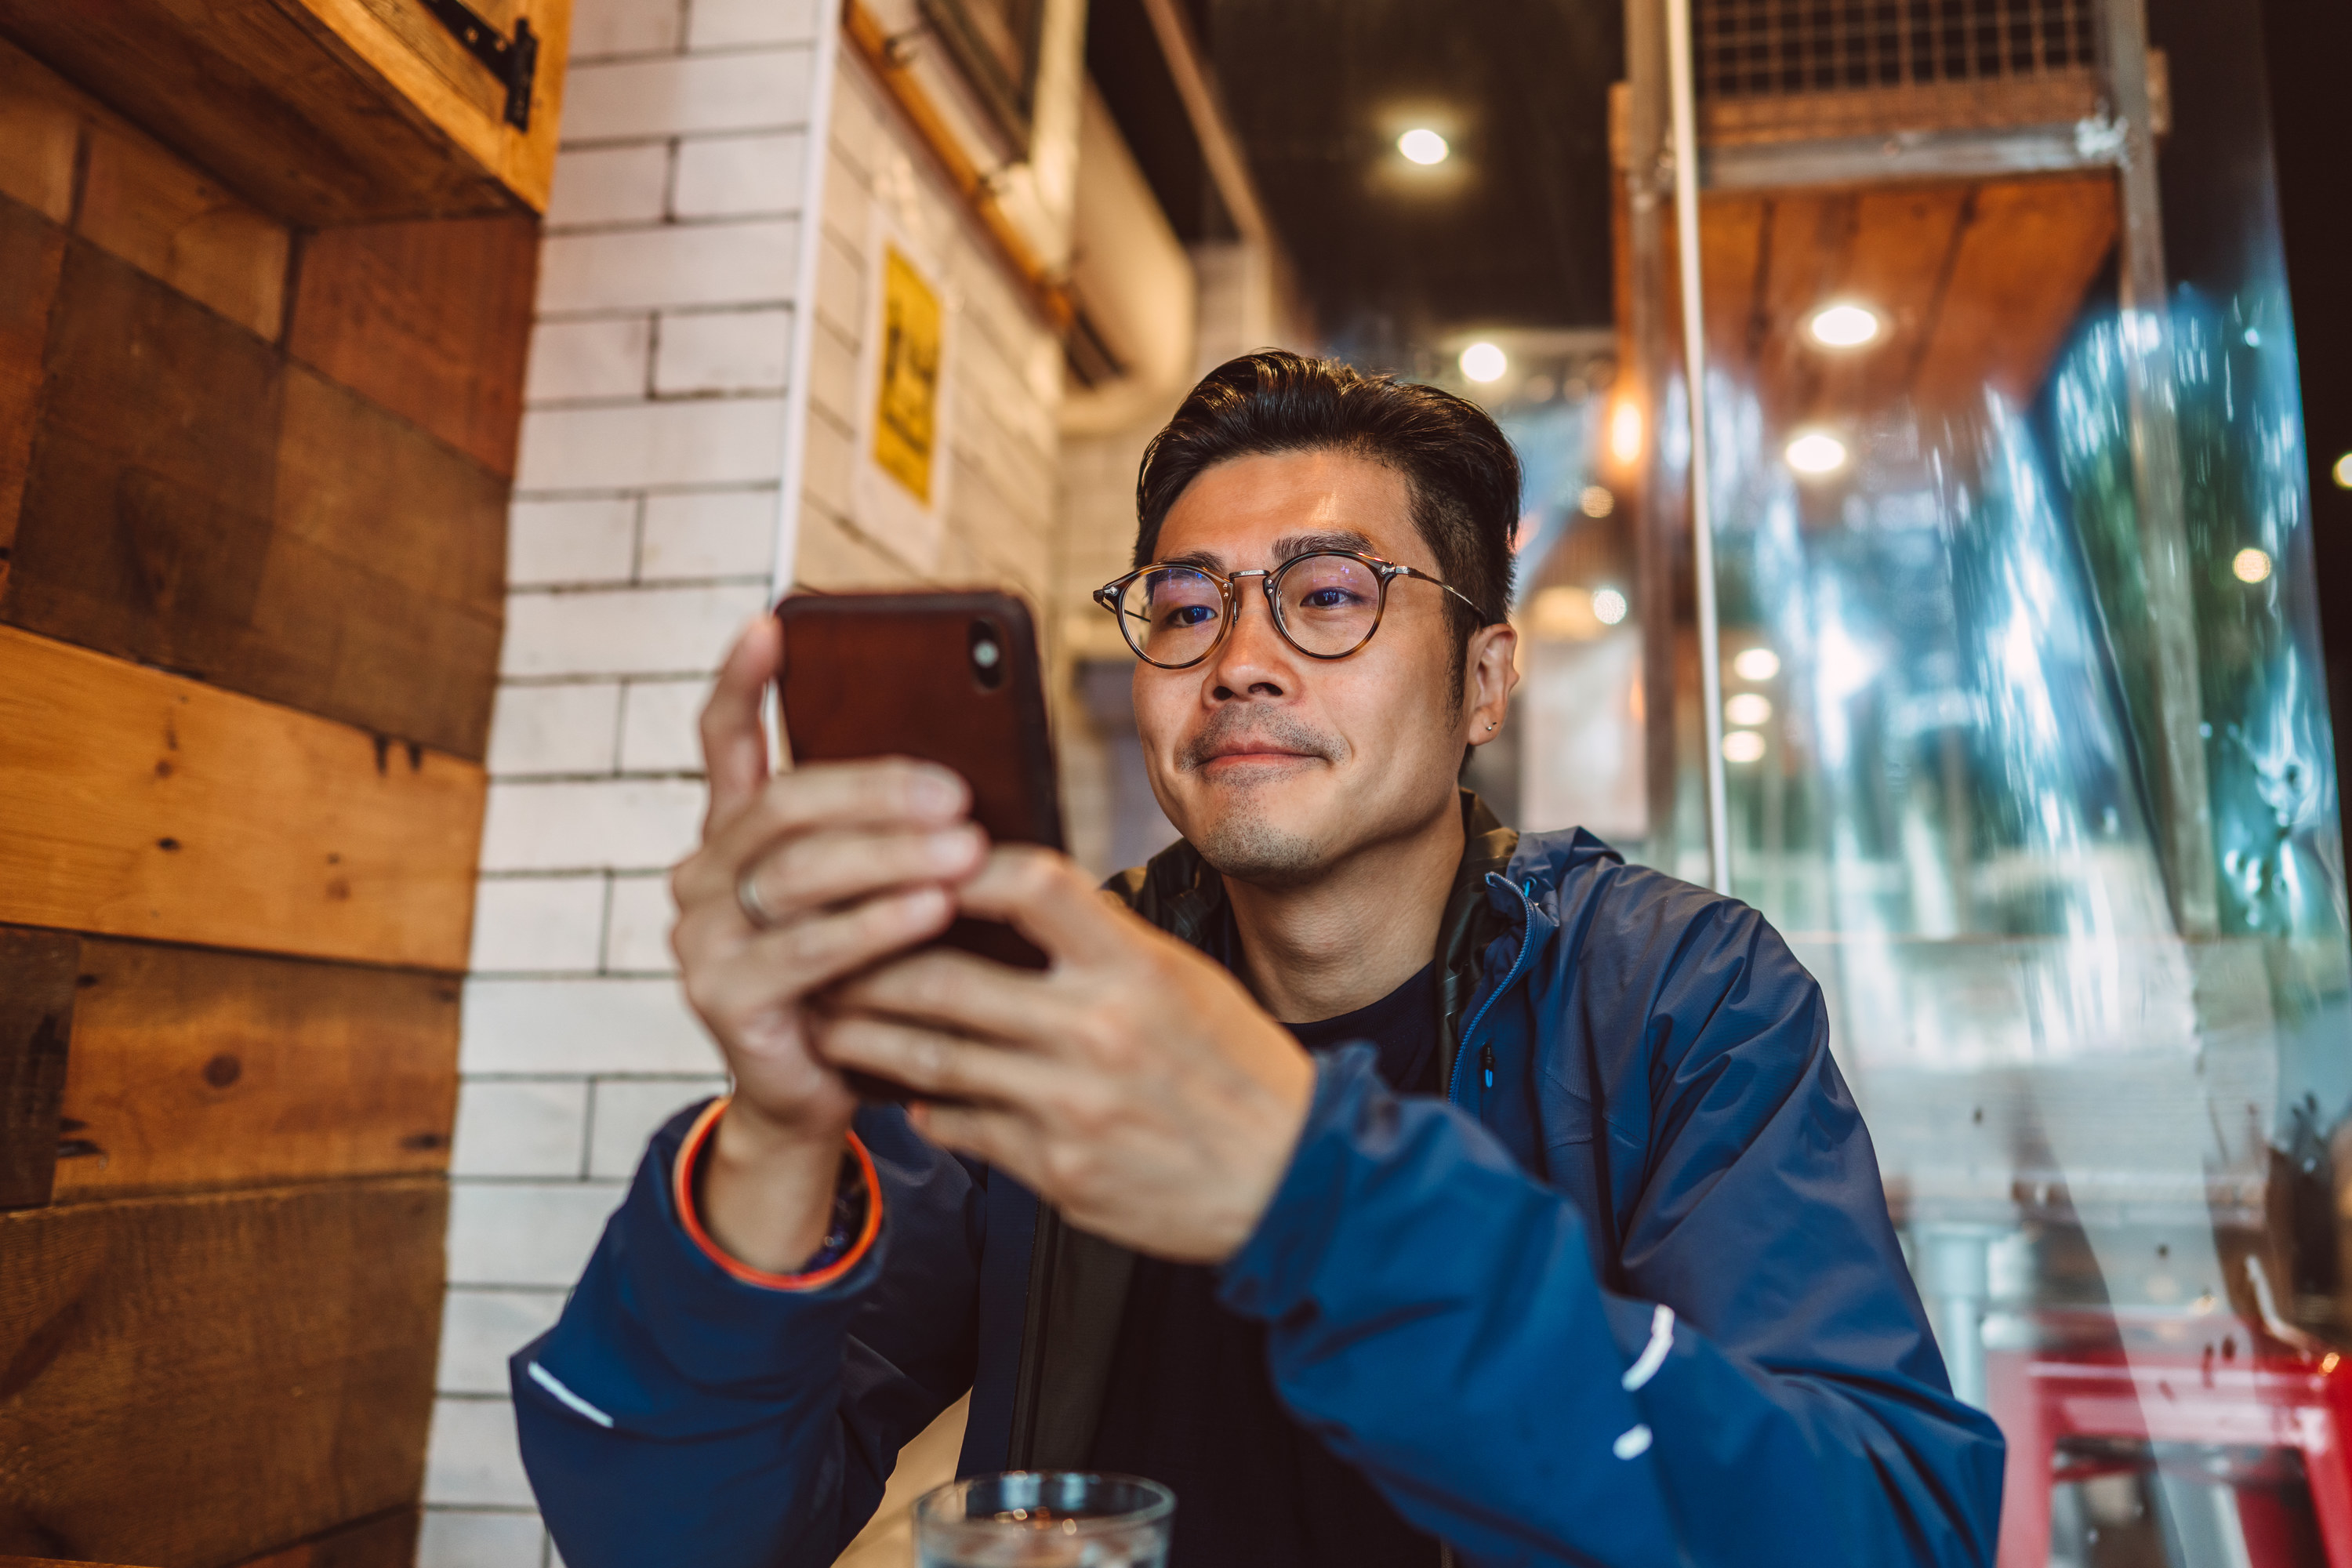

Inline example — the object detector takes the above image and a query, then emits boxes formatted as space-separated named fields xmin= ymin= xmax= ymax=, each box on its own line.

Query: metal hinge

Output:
xmin=419 ymin=0 xmax=539 ymax=130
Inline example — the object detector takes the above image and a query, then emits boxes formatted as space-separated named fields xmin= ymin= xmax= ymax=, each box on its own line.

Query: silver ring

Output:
xmin=736 ymin=866 xmax=779 ymax=931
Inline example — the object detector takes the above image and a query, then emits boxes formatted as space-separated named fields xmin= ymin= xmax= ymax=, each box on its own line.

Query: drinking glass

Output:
xmin=912 ymin=1472 xmax=1174 ymax=1568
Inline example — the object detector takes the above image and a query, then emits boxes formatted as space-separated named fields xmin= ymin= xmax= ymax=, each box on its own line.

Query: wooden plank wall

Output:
xmin=0 ymin=32 xmax=535 ymax=1568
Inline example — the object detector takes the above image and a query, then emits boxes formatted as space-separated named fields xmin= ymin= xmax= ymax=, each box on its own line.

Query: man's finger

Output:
xmin=699 ymin=616 xmax=780 ymax=831
xmin=829 ymin=947 xmax=1069 ymax=1051
xmin=739 ymin=824 xmax=986 ymax=929
xmin=689 ymin=886 xmax=956 ymax=1019
xmin=815 ymin=1016 xmax=1062 ymax=1106
xmin=681 ymin=760 xmax=971 ymax=906
xmin=952 ymin=846 xmax=1135 ymax=967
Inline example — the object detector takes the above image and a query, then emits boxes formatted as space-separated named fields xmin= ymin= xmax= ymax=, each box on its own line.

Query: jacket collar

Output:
xmin=1015 ymin=793 xmax=1524 ymax=1469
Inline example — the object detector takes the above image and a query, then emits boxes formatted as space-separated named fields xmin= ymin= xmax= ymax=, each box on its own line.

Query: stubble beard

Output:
xmin=1175 ymin=710 xmax=1346 ymax=889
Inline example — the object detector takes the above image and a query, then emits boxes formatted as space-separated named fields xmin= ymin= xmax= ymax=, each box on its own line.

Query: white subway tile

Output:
xmin=829 ymin=60 xmax=888 ymax=179
xmin=546 ymin=143 xmax=672 ymax=228
xmin=805 ymin=317 xmax=858 ymax=428
xmin=463 ymin=977 xmax=724 ymax=1075
xmin=508 ymin=497 xmax=637 ymax=586
xmin=470 ymin=876 xmax=608 ymax=972
xmin=811 ymin=227 xmax=862 ymax=339
xmin=601 ymin=873 xmax=680 ymax=972
xmin=818 ymin=140 xmax=873 ymax=252
xmin=446 ymin=1181 xmax=628 ymax=1289
xmin=567 ymin=0 xmax=681 ymax=56
xmin=485 ymin=681 xmax=624 ymax=776
xmin=687 ymin=0 xmax=818 ymax=49
xmin=424 ymin=1396 xmax=535 ymax=1507
xmin=640 ymin=489 xmax=777 ymax=580
xmin=538 ymin=220 xmax=799 ymax=314
xmin=800 ymin=407 xmax=854 ymax=522
xmin=480 ymin=778 xmax=706 ymax=872
xmin=589 ymin=1078 xmax=728 ymax=1178
xmin=417 ymin=1507 xmax=546 ymax=1568
xmin=672 ymin=132 xmax=806 ymax=219
xmin=563 ymin=49 xmax=815 ymax=141
xmin=439 ymin=1288 xmax=569 ymax=1396
xmin=452 ymin=1078 xmax=591 ymax=1178
xmin=523 ymin=316 xmax=652 ymax=405
xmin=653 ymin=306 xmax=793 ymax=396
xmin=516 ymin=398 xmax=787 ymax=492
xmin=618 ymin=677 xmax=715 ymax=772
xmin=499 ymin=583 xmax=767 ymax=679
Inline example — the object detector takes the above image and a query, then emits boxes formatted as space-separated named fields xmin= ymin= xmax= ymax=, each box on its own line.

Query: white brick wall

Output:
xmin=427 ymin=0 xmax=1089 ymax=1559
xmin=424 ymin=0 xmax=829 ymax=1559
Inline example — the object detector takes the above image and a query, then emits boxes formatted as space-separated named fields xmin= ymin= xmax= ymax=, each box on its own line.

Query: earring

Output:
xmin=1485 ymin=721 xmax=1497 ymax=731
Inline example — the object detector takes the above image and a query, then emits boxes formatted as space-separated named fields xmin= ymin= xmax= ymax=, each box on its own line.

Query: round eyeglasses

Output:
xmin=1094 ymin=550 xmax=1484 ymax=670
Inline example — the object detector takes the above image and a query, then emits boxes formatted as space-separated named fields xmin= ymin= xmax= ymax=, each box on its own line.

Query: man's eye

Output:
xmin=1162 ymin=604 xmax=1218 ymax=626
xmin=1298 ymin=588 xmax=1362 ymax=610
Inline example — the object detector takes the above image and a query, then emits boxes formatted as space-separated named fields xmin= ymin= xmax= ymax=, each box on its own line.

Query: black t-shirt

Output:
xmin=1086 ymin=964 xmax=1443 ymax=1568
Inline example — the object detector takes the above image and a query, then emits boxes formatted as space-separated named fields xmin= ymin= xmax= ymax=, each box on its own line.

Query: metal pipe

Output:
xmin=2100 ymin=0 xmax=2218 ymax=939
xmin=1663 ymin=0 xmax=1732 ymax=894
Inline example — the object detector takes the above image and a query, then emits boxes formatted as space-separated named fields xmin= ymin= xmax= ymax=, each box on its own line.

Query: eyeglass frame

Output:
xmin=1092 ymin=549 xmax=1487 ymax=670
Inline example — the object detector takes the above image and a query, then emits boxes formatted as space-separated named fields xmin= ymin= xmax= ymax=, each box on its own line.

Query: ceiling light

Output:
xmin=1732 ymin=647 xmax=1780 ymax=681
xmin=1609 ymin=401 xmax=1643 ymax=465
xmin=1785 ymin=430 xmax=1849 ymax=476
xmin=1592 ymin=587 xmax=1628 ymax=625
xmin=1806 ymin=303 xmax=1882 ymax=349
xmin=2233 ymin=547 xmax=2273 ymax=583
xmin=2334 ymin=452 xmax=2352 ymax=489
xmin=1725 ymin=692 xmax=1773 ymax=727
xmin=1399 ymin=128 xmax=1450 ymax=165
xmin=1722 ymin=730 xmax=1767 ymax=764
xmin=1460 ymin=342 xmax=1507 ymax=383
xmin=1580 ymin=485 xmax=1615 ymax=518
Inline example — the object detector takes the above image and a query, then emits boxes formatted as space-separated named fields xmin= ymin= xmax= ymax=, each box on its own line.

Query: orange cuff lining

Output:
xmin=672 ymin=1098 xmax=882 ymax=1291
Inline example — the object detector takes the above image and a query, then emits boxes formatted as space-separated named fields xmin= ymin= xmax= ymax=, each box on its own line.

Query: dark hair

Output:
xmin=1132 ymin=350 xmax=1521 ymax=684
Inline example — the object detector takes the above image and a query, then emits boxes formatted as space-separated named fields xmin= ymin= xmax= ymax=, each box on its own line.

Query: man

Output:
xmin=514 ymin=352 xmax=2005 ymax=1566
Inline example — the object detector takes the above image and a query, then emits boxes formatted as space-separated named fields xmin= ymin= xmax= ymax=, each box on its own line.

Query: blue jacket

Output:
xmin=514 ymin=800 xmax=2005 ymax=1566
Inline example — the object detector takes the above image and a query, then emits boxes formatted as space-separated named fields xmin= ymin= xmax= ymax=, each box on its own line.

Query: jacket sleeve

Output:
xmin=1215 ymin=911 xmax=2005 ymax=1568
xmin=513 ymin=1100 xmax=983 ymax=1568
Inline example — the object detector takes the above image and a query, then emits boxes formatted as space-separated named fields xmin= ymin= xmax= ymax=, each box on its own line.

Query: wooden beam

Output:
xmin=289 ymin=215 xmax=542 ymax=479
xmin=49 ymin=938 xmax=459 ymax=1201
xmin=2 ymin=238 xmax=507 ymax=759
xmin=0 ymin=625 xmax=484 ymax=971
xmin=0 ymin=1180 xmax=445 ymax=1568
xmin=0 ymin=0 xmax=571 ymax=223
xmin=0 ymin=927 xmax=76 ymax=1211
xmin=840 ymin=0 xmax=1075 ymax=335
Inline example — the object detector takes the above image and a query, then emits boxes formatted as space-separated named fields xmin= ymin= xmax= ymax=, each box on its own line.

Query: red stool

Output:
xmin=1987 ymin=1334 xmax=2352 ymax=1566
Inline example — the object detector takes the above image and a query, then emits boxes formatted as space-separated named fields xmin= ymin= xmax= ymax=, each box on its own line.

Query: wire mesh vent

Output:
xmin=1696 ymin=0 xmax=2099 ymax=99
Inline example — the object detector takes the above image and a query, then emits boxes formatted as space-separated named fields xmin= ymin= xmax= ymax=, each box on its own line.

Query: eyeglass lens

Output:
xmin=1116 ymin=554 xmax=1385 ymax=666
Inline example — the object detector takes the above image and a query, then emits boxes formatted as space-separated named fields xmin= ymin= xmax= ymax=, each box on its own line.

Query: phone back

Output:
xmin=774 ymin=590 xmax=1063 ymax=971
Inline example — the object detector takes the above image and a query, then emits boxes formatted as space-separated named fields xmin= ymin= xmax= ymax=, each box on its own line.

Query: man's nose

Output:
xmin=1207 ymin=579 xmax=1290 ymax=699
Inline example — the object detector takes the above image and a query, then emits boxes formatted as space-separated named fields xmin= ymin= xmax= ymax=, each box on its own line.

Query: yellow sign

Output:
xmin=872 ymin=245 xmax=943 ymax=505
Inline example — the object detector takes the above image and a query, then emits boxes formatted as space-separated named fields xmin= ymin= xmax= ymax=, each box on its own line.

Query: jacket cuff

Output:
xmin=1217 ymin=1045 xmax=1385 ymax=1318
xmin=671 ymin=1097 xmax=882 ymax=1292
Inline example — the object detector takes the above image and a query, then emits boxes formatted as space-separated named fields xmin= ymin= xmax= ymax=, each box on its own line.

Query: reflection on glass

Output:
xmin=1616 ymin=14 xmax=2352 ymax=1552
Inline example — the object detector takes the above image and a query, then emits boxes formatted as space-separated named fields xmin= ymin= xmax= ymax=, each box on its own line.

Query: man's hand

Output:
xmin=669 ymin=617 xmax=985 ymax=1271
xmin=815 ymin=848 xmax=1318 ymax=1264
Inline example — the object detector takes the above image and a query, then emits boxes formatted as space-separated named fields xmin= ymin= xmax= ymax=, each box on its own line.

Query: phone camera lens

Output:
xmin=969 ymin=619 xmax=1006 ymax=689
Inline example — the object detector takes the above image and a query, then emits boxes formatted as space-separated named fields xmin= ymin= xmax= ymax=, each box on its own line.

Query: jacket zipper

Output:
xmin=1446 ymin=873 xmax=1538 ymax=1108
xmin=1437 ymin=874 xmax=1538 ymax=1568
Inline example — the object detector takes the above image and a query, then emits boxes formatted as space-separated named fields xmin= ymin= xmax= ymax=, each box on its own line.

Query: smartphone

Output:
xmin=773 ymin=589 xmax=1065 ymax=1098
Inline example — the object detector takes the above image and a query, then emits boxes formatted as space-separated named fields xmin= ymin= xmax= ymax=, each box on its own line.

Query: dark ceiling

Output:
xmin=1087 ymin=0 xmax=1624 ymax=358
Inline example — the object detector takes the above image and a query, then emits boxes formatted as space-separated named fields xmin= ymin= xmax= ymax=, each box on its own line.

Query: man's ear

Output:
xmin=1464 ymin=620 xmax=1520 ymax=746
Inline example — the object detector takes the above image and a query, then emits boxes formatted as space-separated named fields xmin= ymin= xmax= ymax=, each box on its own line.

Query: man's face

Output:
xmin=1131 ymin=448 xmax=1490 ymax=887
